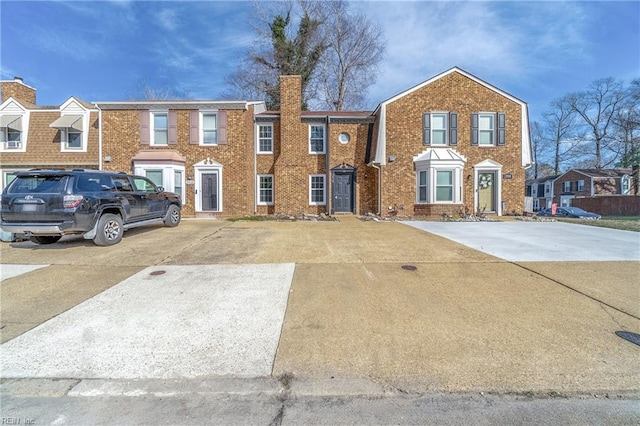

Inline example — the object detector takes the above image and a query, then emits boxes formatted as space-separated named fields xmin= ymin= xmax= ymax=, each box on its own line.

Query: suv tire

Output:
xmin=93 ymin=213 xmax=123 ymax=246
xmin=29 ymin=236 xmax=62 ymax=245
xmin=164 ymin=204 xmax=181 ymax=227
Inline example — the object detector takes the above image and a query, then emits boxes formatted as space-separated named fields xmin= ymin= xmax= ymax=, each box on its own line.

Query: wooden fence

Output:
xmin=571 ymin=196 xmax=640 ymax=216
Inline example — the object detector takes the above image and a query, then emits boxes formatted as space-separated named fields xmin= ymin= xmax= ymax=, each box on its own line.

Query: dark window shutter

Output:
xmin=140 ymin=111 xmax=150 ymax=145
xmin=471 ymin=113 xmax=479 ymax=146
xmin=168 ymin=111 xmax=178 ymax=145
xmin=189 ymin=111 xmax=199 ymax=144
xmin=423 ymin=113 xmax=431 ymax=146
xmin=449 ymin=112 xmax=458 ymax=146
xmin=497 ymin=112 xmax=506 ymax=146
xmin=218 ymin=111 xmax=227 ymax=145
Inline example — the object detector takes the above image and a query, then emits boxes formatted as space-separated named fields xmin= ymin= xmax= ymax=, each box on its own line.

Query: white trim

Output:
xmin=308 ymin=123 xmax=326 ymax=154
xmin=474 ymin=159 xmax=503 ymax=215
xmin=257 ymin=174 xmax=274 ymax=205
xmin=309 ymin=174 xmax=326 ymax=205
xmin=199 ymin=111 xmax=218 ymax=146
xmin=193 ymin=159 xmax=223 ymax=212
xmin=150 ymin=110 xmax=169 ymax=146
xmin=0 ymin=102 xmax=29 ymax=153
xmin=256 ymin=123 xmax=274 ymax=154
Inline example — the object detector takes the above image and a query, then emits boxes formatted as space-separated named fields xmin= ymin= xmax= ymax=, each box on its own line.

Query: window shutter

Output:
xmin=218 ymin=111 xmax=227 ymax=145
xmin=497 ymin=112 xmax=506 ymax=146
xmin=140 ymin=111 xmax=150 ymax=145
xmin=422 ymin=113 xmax=430 ymax=145
xmin=168 ymin=111 xmax=178 ymax=145
xmin=449 ymin=112 xmax=458 ymax=146
xmin=189 ymin=111 xmax=199 ymax=144
xmin=471 ymin=113 xmax=479 ymax=146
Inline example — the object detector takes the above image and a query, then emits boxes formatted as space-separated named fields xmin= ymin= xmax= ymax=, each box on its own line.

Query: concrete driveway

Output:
xmin=404 ymin=221 xmax=640 ymax=261
xmin=1 ymin=218 xmax=639 ymax=395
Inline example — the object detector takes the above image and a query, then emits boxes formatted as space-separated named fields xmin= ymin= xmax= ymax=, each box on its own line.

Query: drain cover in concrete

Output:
xmin=1 ymin=264 xmax=295 ymax=379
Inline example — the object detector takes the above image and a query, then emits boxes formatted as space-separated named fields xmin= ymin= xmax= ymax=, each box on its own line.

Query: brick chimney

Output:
xmin=274 ymin=75 xmax=306 ymax=213
xmin=1 ymin=76 xmax=36 ymax=104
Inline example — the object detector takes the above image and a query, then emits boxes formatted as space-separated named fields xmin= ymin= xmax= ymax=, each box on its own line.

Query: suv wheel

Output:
xmin=93 ymin=213 xmax=123 ymax=246
xmin=164 ymin=204 xmax=181 ymax=227
xmin=29 ymin=236 xmax=62 ymax=245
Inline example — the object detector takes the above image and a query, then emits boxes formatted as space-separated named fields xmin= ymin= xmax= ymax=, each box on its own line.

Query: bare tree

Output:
xmin=314 ymin=0 xmax=385 ymax=110
xmin=542 ymin=95 xmax=581 ymax=174
xmin=614 ymin=78 xmax=640 ymax=167
xmin=567 ymin=77 xmax=625 ymax=169
xmin=129 ymin=79 xmax=191 ymax=100
xmin=224 ymin=0 xmax=385 ymax=111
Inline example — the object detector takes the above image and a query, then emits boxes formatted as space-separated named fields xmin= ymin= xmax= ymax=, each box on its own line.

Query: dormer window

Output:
xmin=0 ymin=115 xmax=22 ymax=150
xmin=50 ymin=114 xmax=85 ymax=152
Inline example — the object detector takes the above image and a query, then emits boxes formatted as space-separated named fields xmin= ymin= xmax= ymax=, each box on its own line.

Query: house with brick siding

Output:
xmin=370 ymin=67 xmax=531 ymax=217
xmin=553 ymin=168 xmax=635 ymax=207
xmin=0 ymin=78 xmax=100 ymax=188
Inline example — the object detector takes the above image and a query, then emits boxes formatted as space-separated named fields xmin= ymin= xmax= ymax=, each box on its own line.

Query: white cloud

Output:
xmin=156 ymin=8 xmax=179 ymax=31
xmin=357 ymin=1 xmax=591 ymax=106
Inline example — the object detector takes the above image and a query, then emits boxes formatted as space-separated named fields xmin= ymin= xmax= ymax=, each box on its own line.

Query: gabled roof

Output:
xmin=571 ymin=168 xmax=632 ymax=178
xmin=372 ymin=66 xmax=532 ymax=167
xmin=526 ymin=175 xmax=560 ymax=185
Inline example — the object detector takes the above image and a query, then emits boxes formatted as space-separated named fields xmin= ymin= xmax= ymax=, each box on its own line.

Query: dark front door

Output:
xmin=333 ymin=172 xmax=354 ymax=213
xmin=201 ymin=173 xmax=218 ymax=211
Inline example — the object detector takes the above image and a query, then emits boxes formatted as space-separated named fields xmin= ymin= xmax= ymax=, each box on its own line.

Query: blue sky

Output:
xmin=1 ymin=0 xmax=638 ymax=122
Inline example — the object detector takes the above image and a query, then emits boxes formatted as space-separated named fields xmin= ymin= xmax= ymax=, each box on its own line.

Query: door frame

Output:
xmin=473 ymin=159 xmax=502 ymax=215
xmin=194 ymin=159 xmax=223 ymax=213
xmin=331 ymin=164 xmax=356 ymax=214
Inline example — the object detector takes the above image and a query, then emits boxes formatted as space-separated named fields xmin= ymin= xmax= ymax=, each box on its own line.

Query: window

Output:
xmin=1 ymin=115 xmax=23 ymax=150
xmin=533 ymin=199 xmax=540 ymax=210
xmin=258 ymin=175 xmax=274 ymax=205
xmin=258 ymin=124 xmax=273 ymax=153
xmin=525 ymin=185 xmax=532 ymax=197
xmin=478 ymin=114 xmax=495 ymax=145
xmin=174 ymin=170 xmax=183 ymax=199
xmin=423 ymin=112 xmax=457 ymax=146
xmin=622 ymin=176 xmax=630 ymax=194
xmin=436 ymin=170 xmax=454 ymax=202
xmin=202 ymin=113 xmax=217 ymax=145
xmin=61 ymin=128 xmax=82 ymax=150
xmin=309 ymin=124 xmax=325 ymax=154
xmin=418 ymin=171 xmax=428 ymax=202
xmin=309 ymin=175 xmax=326 ymax=205
xmin=545 ymin=184 xmax=550 ymax=194
xmin=145 ymin=170 xmax=163 ymax=187
xmin=152 ymin=112 xmax=168 ymax=145
xmin=133 ymin=177 xmax=158 ymax=192
xmin=577 ymin=180 xmax=585 ymax=191
xmin=431 ymin=113 xmax=447 ymax=145
xmin=563 ymin=181 xmax=571 ymax=192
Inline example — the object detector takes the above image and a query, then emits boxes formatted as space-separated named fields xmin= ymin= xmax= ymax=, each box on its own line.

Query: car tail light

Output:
xmin=63 ymin=195 xmax=84 ymax=208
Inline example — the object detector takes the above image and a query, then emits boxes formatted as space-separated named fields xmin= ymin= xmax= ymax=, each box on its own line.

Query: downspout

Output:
xmin=253 ymin=113 xmax=257 ymax=214
xmin=96 ymin=104 xmax=103 ymax=170
xmin=368 ymin=161 xmax=382 ymax=215
xmin=326 ymin=115 xmax=330 ymax=215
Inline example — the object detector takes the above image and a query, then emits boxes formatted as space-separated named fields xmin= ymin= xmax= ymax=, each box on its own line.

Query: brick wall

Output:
xmin=1 ymin=80 xmax=36 ymax=105
xmin=101 ymin=107 xmax=255 ymax=218
xmin=380 ymin=71 xmax=526 ymax=217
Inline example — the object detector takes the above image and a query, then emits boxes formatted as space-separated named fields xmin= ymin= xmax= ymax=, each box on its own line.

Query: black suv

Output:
xmin=1 ymin=169 xmax=182 ymax=246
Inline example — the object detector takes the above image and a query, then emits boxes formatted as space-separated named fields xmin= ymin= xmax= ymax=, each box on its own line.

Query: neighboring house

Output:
xmin=4 ymin=67 xmax=532 ymax=218
xmin=553 ymin=168 xmax=635 ymax=207
xmin=0 ymin=77 xmax=100 ymax=188
xmin=525 ymin=175 xmax=558 ymax=211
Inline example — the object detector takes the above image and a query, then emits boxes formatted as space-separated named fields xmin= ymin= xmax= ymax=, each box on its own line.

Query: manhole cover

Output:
xmin=401 ymin=265 xmax=417 ymax=271
xmin=150 ymin=270 xmax=166 ymax=276
xmin=615 ymin=331 xmax=640 ymax=347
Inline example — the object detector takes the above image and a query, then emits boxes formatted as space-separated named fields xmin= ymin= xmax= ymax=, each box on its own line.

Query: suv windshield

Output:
xmin=7 ymin=175 xmax=69 ymax=194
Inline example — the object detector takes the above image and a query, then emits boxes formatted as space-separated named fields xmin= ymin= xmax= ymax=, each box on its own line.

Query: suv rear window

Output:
xmin=6 ymin=175 xmax=69 ymax=194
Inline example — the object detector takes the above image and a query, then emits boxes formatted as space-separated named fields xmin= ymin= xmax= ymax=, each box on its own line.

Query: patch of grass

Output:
xmin=559 ymin=216 xmax=640 ymax=232
xmin=226 ymin=215 xmax=269 ymax=222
